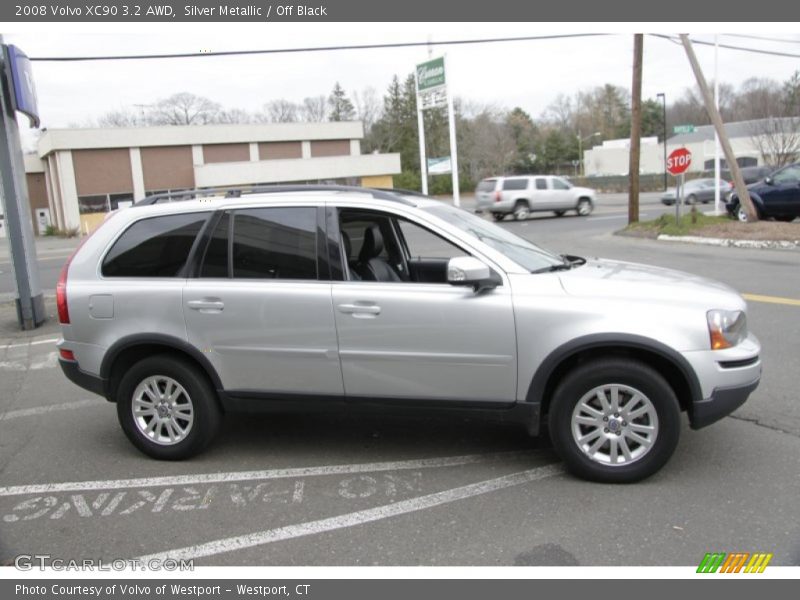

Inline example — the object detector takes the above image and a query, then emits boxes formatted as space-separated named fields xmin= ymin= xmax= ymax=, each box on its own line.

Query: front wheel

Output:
xmin=554 ymin=210 xmax=566 ymax=217
xmin=547 ymin=358 xmax=680 ymax=483
xmin=685 ymin=194 xmax=698 ymax=205
xmin=576 ymin=198 xmax=593 ymax=216
xmin=491 ymin=212 xmax=505 ymax=221
xmin=735 ymin=203 xmax=750 ymax=222
xmin=116 ymin=355 xmax=222 ymax=460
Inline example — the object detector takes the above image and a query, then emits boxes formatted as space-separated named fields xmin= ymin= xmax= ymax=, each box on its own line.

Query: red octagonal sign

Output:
xmin=667 ymin=147 xmax=692 ymax=175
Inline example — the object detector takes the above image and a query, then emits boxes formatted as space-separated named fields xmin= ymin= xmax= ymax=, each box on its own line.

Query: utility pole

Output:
xmin=628 ymin=34 xmax=643 ymax=224
xmin=0 ymin=37 xmax=45 ymax=329
xmin=680 ymin=34 xmax=757 ymax=221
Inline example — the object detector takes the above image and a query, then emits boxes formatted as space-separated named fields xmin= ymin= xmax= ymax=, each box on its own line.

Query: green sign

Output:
xmin=673 ymin=124 xmax=696 ymax=134
xmin=416 ymin=57 xmax=446 ymax=92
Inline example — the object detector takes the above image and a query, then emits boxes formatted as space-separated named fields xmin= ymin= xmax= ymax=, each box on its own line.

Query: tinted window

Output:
xmin=502 ymin=178 xmax=529 ymax=191
xmin=232 ymin=207 xmax=318 ymax=280
xmin=199 ymin=213 xmax=230 ymax=278
xmin=398 ymin=219 xmax=464 ymax=259
xmin=552 ymin=178 xmax=571 ymax=190
xmin=773 ymin=165 xmax=800 ymax=184
xmin=535 ymin=178 xmax=547 ymax=190
xmin=102 ymin=213 xmax=209 ymax=277
xmin=476 ymin=179 xmax=497 ymax=192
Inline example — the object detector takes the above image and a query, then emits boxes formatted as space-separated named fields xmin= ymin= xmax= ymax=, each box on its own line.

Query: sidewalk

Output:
xmin=0 ymin=234 xmax=81 ymax=261
xmin=0 ymin=294 xmax=61 ymax=343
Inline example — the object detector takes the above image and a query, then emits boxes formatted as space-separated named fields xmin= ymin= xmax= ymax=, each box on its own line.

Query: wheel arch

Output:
xmin=100 ymin=334 xmax=224 ymax=402
xmin=526 ymin=334 xmax=702 ymax=422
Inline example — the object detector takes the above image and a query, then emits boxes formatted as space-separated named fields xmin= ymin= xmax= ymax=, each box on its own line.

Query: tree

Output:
xmin=784 ymin=70 xmax=800 ymax=115
xmin=301 ymin=96 xmax=328 ymax=122
xmin=505 ymin=107 xmax=538 ymax=173
xmin=262 ymin=99 xmax=298 ymax=123
xmin=150 ymin=93 xmax=221 ymax=125
xmin=328 ymin=83 xmax=356 ymax=122
xmin=641 ymin=99 xmax=665 ymax=140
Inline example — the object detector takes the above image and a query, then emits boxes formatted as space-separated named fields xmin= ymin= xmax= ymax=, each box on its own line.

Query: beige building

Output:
xmin=25 ymin=122 xmax=401 ymax=234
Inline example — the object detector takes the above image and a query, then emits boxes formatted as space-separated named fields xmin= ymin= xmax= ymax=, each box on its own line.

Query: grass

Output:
xmin=623 ymin=212 xmax=732 ymax=237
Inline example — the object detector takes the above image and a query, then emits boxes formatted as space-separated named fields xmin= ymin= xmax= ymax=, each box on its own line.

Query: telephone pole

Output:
xmin=628 ymin=34 xmax=643 ymax=224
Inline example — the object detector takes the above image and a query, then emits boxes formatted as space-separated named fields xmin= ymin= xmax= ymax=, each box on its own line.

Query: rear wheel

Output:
xmin=576 ymin=198 xmax=593 ymax=216
xmin=491 ymin=212 xmax=505 ymax=221
xmin=686 ymin=194 xmax=698 ymax=205
xmin=513 ymin=201 xmax=530 ymax=221
xmin=554 ymin=210 xmax=566 ymax=217
xmin=116 ymin=355 xmax=222 ymax=460
xmin=548 ymin=358 xmax=680 ymax=483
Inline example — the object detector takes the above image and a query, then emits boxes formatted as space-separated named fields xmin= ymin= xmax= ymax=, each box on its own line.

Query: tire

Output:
xmin=576 ymin=198 xmax=593 ymax=216
xmin=116 ymin=354 xmax=222 ymax=460
xmin=492 ymin=212 xmax=505 ymax=221
xmin=735 ymin=203 xmax=750 ymax=223
xmin=547 ymin=358 xmax=681 ymax=483
xmin=554 ymin=210 xmax=566 ymax=217
xmin=513 ymin=201 xmax=530 ymax=221
xmin=685 ymin=194 xmax=697 ymax=205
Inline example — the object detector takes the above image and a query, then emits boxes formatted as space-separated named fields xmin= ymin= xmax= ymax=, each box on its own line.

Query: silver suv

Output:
xmin=57 ymin=186 xmax=761 ymax=483
xmin=475 ymin=175 xmax=596 ymax=221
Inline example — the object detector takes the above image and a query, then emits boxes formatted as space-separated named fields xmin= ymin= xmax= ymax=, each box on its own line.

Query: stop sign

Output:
xmin=667 ymin=148 xmax=692 ymax=175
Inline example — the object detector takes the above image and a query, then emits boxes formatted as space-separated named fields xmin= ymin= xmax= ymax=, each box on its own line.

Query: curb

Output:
xmin=657 ymin=234 xmax=800 ymax=250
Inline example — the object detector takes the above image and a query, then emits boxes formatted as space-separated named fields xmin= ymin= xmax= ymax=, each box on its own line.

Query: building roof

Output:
xmin=37 ymin=121 xmax=364 ymax=158
xmin=668 ymin=117 xmax=798 ymax=145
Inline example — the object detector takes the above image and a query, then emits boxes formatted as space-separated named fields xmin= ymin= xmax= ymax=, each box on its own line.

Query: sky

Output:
xmin=4 ymin=23 xmax=800 ymax=151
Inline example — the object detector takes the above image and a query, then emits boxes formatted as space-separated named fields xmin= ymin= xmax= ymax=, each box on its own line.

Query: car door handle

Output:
xmin=187 ymin=299 xmax=225 ymax=313
xmin=337 ymin=303 xmax=381 ymax=317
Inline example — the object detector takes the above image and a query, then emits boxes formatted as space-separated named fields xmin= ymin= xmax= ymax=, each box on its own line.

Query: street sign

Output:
xmin=416 ymin=57 xmax=446 ymax=93
xmin=6 ymin=45 xmax=40 ymax=128
xmin=673 ymin=124 xmax=696 ymax=134
xmin=667 ymin=148 xmax=692 ymax=175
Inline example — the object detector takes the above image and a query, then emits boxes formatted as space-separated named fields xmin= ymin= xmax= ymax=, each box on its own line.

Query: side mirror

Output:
xmin=447 ymin=256 xmax=501 ymax=294
xmin=764 ymin=176 xmax=774 ymax=185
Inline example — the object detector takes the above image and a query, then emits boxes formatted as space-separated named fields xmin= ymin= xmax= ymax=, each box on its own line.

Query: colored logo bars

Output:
xmin=697 ymin=552 xmax=773 ymax=573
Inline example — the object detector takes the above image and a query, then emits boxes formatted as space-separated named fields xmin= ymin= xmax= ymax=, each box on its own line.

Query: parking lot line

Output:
xmin=137 ymin=463 xmax=563 ymax=562
xmin=0 ymin=399 xmax=97 ymax=422
xmin=0 ymin=450 xmax=539 ymax=497
xmin=743 ymin=293 xmax=800 ymax=307
xmin=1 ymin=337 xmax=59 ymax=350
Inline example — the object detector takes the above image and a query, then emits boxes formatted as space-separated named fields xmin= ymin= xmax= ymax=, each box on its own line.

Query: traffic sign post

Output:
xmin=667 ymin=148 xmax=692 ymax=226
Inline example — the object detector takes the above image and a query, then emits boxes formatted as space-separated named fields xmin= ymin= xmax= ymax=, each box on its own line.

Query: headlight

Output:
xmin=707 ymin=309 xmax=747 ymax=350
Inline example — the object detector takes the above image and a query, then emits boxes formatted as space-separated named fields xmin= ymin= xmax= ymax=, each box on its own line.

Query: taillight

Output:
xmin=59 ymin=348 xmax=76 ymax=361
xmin=56 ymin=211 xmax=120 ymax=325
xmin=57 ymin=261 xmax=70 ymax=324
xmin=494 ymin=191 xmax=501 ymax=203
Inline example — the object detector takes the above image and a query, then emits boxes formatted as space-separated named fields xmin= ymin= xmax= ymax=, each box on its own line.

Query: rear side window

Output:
xmin=502 ymin=178 xmax=528 ymax=191
xmin=102 ymin=213 xmax=209 ymax=277
xmin=534 ymin=178 xmax=547 ymax=190
xmin=476 ymin=179 xmax=497 ymax=192
xmin=199 ymin=207 xmax=318 ymax=280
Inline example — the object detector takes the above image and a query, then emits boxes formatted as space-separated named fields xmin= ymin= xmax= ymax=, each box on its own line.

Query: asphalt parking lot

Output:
xmin=1 ymin=196 xmax=799 ymax=566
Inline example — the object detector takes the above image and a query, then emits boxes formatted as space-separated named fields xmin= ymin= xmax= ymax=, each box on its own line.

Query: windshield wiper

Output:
xmin=531 ymin=263 xmax=573 ymax=274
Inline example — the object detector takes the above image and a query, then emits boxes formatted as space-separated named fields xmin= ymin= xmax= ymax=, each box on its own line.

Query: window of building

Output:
xmin=78 ymin=192 xmax=135 ymax=214
xmin=102 ymin=213 xmax=210 ymax=277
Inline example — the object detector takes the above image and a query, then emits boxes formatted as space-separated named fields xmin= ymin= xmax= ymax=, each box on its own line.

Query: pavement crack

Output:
xmin=728 ymin=414 xmax=800 ymax=438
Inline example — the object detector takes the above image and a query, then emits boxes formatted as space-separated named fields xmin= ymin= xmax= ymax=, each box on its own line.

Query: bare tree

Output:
xmin=215 ymin=108 xmax=253 ymax=124
xmin=749 ymin=117 xmax=800 ymax=167
xmin=352 ymin=87 xmax=381 ymax=131
xmin=150 ymin=93 xmax=221 ymax=125
xmin=301 ymin=96 xmax=328 ymax=122
xmin=97 ymin=109 xmax=145 ymax=127
xmin=260 ymin=99 xmax=299 ymax=123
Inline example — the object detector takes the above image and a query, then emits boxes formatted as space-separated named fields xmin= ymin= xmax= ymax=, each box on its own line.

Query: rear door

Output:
xmin=183 ymin=205 xmax=343 ymax=396
xmin=530 ymin=177 xmax=554 ymax=209
xmin=550 ymin=177 xmax=575 ymax=209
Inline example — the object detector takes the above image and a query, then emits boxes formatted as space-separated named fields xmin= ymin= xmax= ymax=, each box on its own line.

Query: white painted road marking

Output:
xmin=0 ymin=399 xmax=97 ymax=422
xmin=0 ymin=351 xmax=59 ymax=371
xmin=0 ymin=450 xmax=537 ymax=497
xmin=2 ymin=337 xmax=59 ymax=350
xmin=137 ymin=463 xmax=562 ymax=562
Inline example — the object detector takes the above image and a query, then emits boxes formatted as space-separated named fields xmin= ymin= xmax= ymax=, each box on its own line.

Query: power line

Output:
xmin=723 ymin=34 xmax=800 ymax=46
xmin=650 ymin=34 xmax=800 ymax=59
xmin=28 ymin=33 xmax=610 ymax=62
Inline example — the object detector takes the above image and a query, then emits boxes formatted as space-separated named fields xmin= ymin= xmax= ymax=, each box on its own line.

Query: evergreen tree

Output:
xmin=328 ymin=82 xmax=356 ymax=122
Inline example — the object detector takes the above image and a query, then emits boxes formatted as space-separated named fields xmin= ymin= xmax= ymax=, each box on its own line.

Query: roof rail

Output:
xmin=133 ymin=184 xmax=416 ymax=207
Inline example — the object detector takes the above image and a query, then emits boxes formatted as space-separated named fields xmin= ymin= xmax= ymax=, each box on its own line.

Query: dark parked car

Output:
xmin=725 ymin=163 xmax=800 ymax=222
xmin=701 ymin=165 xmax=775 ymax=185
xmin=661 ymin=178 xmax=732 ymax=206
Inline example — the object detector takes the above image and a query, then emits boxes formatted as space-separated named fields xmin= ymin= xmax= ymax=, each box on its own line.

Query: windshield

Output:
xmin=423 ymin=204 xmax=565 ymax=272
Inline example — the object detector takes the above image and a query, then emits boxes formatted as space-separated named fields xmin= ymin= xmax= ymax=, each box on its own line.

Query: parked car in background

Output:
xmin=661 ymin=178 xmax=733 ymax=206
xmin=475 ymin=175 xmax=596 ymax=221
xmin=702 ymin=166 xmax=775 ymax=186
xmin=725 ymin=163 xmax=800 ymax=222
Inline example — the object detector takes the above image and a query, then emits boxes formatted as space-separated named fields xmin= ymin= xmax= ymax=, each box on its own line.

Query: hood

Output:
xmin=558 ymin=258 xmax=744 ymax=309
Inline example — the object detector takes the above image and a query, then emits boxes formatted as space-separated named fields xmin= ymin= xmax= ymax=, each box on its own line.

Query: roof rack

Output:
xmin=133 ymin=184 xmax=416 ymax=207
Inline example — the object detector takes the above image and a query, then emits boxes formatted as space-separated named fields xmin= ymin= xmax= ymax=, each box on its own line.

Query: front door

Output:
xmin=331 ymin=208 xmax=517 ymax=404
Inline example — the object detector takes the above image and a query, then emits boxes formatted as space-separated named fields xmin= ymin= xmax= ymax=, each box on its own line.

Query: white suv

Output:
xmin=57 ymin=186 xmax=760 ymax=483
xmin=475 ymin=175 xmax=596 ymax=221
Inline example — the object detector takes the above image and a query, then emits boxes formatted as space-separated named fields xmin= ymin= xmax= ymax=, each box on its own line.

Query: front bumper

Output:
xmin=689 ymin=377 xmax=760 ymax=429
